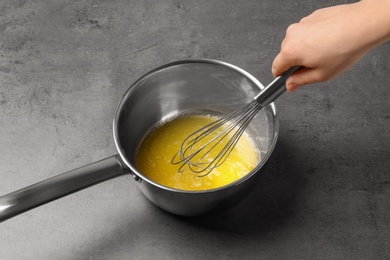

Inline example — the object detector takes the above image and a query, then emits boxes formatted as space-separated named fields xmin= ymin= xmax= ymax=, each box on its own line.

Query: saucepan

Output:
xmin=0 ymin=59 xmax=279 ymax=222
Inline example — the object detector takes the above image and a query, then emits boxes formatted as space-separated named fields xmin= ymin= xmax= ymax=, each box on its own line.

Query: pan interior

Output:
xmin=115 ymin=60 xmax=277 ymax=189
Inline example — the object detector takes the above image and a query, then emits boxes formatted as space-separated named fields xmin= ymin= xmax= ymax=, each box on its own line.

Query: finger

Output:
xmin=272 ymin=39 xmax=287 ymax=76
xmin=272 ymin=52 xmax=296 ymax=77
xmin=285 ymin=68 xmax=322 ymax=91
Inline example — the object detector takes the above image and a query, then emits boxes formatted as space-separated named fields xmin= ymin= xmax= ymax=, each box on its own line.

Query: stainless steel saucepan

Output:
xmin=0 ymin=59 xmax=279 ymax=222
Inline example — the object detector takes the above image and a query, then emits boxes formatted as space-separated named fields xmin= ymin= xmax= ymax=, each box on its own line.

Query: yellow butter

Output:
xmin=136 ymin=115 xmax=259 ymax=191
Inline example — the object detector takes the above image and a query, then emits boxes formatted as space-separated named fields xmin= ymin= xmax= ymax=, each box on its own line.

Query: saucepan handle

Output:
xmin=0 ymin=154 xmax=129 ymax=222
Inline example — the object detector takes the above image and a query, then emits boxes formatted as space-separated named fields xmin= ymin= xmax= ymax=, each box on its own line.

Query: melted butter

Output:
xmin=135 ymin=115 xmax=259 ymax=191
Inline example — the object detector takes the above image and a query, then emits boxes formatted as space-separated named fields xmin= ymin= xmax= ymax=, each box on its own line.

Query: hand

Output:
xmin=272 ymin=0 xmax=390 ymax=91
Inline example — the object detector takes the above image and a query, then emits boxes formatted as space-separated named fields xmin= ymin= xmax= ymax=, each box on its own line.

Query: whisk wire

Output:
xmin=171 ymin=100 xmax=262 ymax=176
xmin=171 ymin=66 xmax=300 ymax=177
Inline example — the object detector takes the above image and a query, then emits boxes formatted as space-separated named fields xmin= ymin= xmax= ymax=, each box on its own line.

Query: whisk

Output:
xmin=171 ymin=66 xmax=300 ymax=177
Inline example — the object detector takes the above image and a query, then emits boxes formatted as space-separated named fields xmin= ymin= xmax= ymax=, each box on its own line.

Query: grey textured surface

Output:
xmin=1 ymin=0 xmax=389 ymax=259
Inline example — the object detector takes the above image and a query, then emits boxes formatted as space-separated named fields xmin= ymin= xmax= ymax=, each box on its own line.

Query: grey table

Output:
xmin=1 ymin=0 xmax=389 ymax=259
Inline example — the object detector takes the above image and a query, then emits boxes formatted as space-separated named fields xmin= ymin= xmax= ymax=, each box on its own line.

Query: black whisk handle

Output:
xmin=255 ymin=66 xmax=301 ymax=107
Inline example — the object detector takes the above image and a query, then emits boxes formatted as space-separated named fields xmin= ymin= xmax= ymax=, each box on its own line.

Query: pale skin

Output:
xmin=272 ymin=0 xmax=390 ymax=91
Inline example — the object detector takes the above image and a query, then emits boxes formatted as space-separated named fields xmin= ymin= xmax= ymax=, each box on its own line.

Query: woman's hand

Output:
xmin=272 ymin=0 xmax=390 ymax=91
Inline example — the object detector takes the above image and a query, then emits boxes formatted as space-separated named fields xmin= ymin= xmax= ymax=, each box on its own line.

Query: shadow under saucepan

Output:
xmin=176 ymin=135 xmax=306 ymax=234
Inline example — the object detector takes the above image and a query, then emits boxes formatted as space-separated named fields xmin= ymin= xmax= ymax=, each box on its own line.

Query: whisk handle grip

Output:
xmin=255 ymin=66 xmax=301 ymax=107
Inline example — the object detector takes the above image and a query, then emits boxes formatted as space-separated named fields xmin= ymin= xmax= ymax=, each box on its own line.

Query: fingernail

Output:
xmin=287 ymin=83 xmax=298 ymax=92
xmin=271 ymin=67 xmax=277 ymax=77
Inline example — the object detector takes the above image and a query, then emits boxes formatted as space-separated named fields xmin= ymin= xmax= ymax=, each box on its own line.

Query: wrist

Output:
xmin=357 ymin=0 xmax=390 ymax=45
